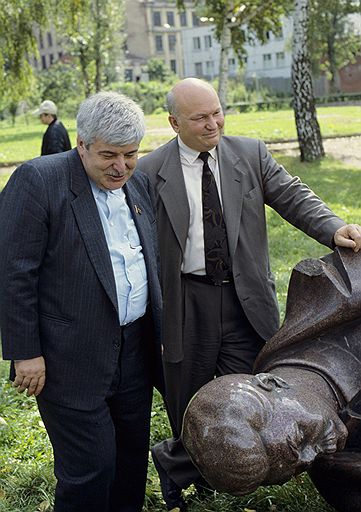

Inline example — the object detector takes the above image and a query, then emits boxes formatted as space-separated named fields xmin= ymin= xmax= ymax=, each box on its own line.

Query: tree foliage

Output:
xmin=61 ymin=0 xmax=124 ymax=95
xmin=308 ymin=0 xmax=361 ymax=92
xmin=0 ymin=0 xmax=123 ymax=107
xmin=0 ymin=0 xmax=48 ymax=106
xmin=147 ymin=58 xmax=176 ymax=83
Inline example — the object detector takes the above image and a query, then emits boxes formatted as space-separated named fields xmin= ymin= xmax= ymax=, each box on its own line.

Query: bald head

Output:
xmin=166 ymin=78 xmax=219 ymax=116
xmin=166 ymin=78 xmax=224 ymax=152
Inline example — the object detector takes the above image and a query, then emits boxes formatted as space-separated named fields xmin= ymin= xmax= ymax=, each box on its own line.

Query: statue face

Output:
xmin=182 ymin=373 xmax=348 ymax=496
xmin=262 ymin=396 xmax=342 ymax=484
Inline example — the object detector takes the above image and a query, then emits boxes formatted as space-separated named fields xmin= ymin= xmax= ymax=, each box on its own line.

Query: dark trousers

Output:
xmin=153 ymin=277 xmax=265 ymax=488
xmin=37 ymin=319 xmax=153 ymax=512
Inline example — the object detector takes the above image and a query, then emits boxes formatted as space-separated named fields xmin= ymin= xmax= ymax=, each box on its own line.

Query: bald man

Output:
xmin=137 ymin=78 xmax=361 ymax=511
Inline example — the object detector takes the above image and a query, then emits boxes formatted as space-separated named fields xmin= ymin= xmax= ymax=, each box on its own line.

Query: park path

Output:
xmin=268 ymin=135 xmax=361 ymax=169
xmin=1 ymin=135 xmax=361 ymax=174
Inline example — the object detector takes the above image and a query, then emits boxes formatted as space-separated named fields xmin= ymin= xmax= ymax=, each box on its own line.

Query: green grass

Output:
xmin=1 ymin=152 xmax=358 ymax=511
xmin=1 ymin=105 xmax=361 ymax=164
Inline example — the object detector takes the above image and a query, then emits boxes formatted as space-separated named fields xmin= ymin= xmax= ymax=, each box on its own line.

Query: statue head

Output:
xmin=182 ymin=372 xmax=348 ymax=496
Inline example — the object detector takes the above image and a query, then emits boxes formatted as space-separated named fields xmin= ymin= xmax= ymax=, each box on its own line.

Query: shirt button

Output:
xmin=109 ymin=221 xmax=114 ymax=226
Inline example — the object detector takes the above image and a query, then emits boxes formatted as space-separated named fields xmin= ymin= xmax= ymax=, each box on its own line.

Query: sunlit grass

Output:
xmin=1 ymin=105 xmax=361 ymax=163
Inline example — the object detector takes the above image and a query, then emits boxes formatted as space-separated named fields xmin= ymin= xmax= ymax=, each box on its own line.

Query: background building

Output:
xmin=32 ymin=25 xmax=65 ymax=70
xmin=31 ymin=2 xmax=361 ymax=97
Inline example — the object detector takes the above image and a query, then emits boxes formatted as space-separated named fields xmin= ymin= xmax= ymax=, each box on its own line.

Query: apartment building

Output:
xmin=181 ymin=17 xmax=293 ymax=93
xmin=125 ymin=1 xmax=294 ymax=92
xmin=32 ymin=25 xmax=65 ymax=70
xmin=124 ymin=0 xmax=200 ymax=80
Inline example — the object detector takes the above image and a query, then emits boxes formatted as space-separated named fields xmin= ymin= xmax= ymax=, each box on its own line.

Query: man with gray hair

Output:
xmin=0 ymin=91 xmax=163 ymax=512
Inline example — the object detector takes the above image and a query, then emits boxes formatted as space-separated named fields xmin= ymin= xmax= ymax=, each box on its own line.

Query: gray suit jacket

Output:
xmin=138 ymin=136 xmax=345 ymax=363
xmin=0 ymin=149 xmax=163 ymax=410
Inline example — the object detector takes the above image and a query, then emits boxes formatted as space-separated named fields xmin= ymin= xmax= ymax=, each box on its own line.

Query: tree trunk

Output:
xmin=327 ymin=14 xmax=339 ymax=93
xmin=218 ymin=21 xmax=232 ymax=114
xmin=292 ymin=0 xmax=324 ymax=162
xmin=94 ymin=0 xmax=102 ymax=93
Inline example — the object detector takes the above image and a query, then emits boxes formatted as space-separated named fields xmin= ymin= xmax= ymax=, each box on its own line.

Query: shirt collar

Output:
xmin=89 ymin=178 xmax=124 ymax=199
xmin=177 ymin=136 xmax=217 ymax=165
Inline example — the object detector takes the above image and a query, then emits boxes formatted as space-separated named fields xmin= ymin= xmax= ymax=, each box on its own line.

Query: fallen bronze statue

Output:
xmin=182 ymin=247 xmax=361 ymax=512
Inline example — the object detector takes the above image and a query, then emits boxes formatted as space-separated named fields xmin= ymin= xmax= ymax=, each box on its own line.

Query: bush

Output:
xmin=108 ymin=80 xmax=177 ymax=115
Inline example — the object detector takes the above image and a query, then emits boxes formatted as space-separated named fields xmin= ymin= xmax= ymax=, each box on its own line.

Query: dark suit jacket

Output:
xmin=137 ymin=136 xmax=345 ymax=363
xmin=0 ymin=149 xmax=163 ymax=410
xmin=41 ymin=119 xmax=72 ymax=155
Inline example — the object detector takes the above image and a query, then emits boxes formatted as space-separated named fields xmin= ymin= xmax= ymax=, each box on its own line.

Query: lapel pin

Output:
xmin=134 ymin=205 xmax=142 ymax=215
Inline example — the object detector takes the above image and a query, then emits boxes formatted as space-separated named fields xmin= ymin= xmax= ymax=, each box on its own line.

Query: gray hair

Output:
xmin=77 ymin=91 xmax=145 ymax=146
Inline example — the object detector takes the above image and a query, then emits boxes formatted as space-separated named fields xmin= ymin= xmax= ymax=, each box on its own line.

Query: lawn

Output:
xmin=1 ymin=105 xmax=361 ymax=164
xmin=1 ymin=148 xmax=359 ymax=511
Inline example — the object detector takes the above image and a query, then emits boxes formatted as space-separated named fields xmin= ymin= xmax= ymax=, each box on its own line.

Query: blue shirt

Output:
xmin=90 ymin=180 xmax=148 ymax=325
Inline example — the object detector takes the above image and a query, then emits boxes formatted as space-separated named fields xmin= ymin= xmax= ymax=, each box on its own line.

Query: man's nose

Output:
xmin=206 ymin=115 xmax=218 ymax=129
xmin=112 ymin=155 xmax=126 ymax=172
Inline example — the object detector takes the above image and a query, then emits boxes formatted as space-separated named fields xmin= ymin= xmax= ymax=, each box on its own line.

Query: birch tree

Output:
xmin=292 ymin=0 xmax=324 ymax=161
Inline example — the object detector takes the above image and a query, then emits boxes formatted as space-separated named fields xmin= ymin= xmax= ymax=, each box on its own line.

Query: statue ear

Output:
xmin=252 ymin=373 xmax=290 ymax=392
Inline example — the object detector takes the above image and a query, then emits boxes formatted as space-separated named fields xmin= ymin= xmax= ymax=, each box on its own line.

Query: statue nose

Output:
xmin=299 ymin=446 xmax=317 ymax=465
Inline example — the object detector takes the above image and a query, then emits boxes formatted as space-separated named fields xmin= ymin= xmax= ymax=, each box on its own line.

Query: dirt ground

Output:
xmin=1 ymin=135 xmax=361 ymax=175
xmin=268 ymin=135 xmax=361 ymax=169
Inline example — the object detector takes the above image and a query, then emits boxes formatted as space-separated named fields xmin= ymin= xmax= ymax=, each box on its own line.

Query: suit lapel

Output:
xmin=217 ymin=138 xmax=245 ymax=258
xmin=124 ymin=178 xmax=156 ymax=268
xmin=68 ymin=150 xmax=118 ymax=313
xmin=157 ymin=139 xmax=190 ymax=255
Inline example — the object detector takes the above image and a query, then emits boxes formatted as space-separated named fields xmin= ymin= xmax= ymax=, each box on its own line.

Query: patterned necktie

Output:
xmin=199 ymin=152 xmax=231 ymax=285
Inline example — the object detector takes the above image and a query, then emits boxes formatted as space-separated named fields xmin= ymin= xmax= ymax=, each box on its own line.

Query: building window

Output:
xmin=206 ymin=60 xmax=214 ymax=76
xmin=228 ymin=57 xmax=237 ymax=74
xmin=166 ymin=11 xmax=175 ymax=26
xmin=49 ymin=53 xmax=54 ymax=65
xmin=193 ymin=36 xmax=201 ymax=50
xmin=195 ymin=62 xmax=203 ymax=76
xmin=168 ymin=34 xmax=176 ymax=52
xmin=276 ymin=51 xmax=285 ymax=67
xmin=41 ymin=55 xmax=47 ymax=69
xmin=204 ymin=35 xmax=212 ymax=49
xmin=170 ymin=59 xmax=177 ymax=73
xmin=155 ymin=35 xmax=163 ymax=52
xmin=192 ymin=12 xmax=200 ymax=26
xmin=179 ymin=11 xmax=187 ymax=27
xmin=265 ymin=31 xmax=271 ymax=41
xmin=33 ymin=57 xmax=38 ymax=68
xmin=47 ymin=31 xmax=53 ymax=47
xmin=58 ymin=51 xmax=63 ymax=59
xmin=263 ymin=53 xmax=272 ymax=68
xmin=39 ymin=31 xmax=44 ymax=49
xmin=125 ymin=69 xmax=133 ymax=82
xmin=274 ymin=27 xmax=283 ymax=40
xmin=153 ymin=11 xmax=161 ymax=27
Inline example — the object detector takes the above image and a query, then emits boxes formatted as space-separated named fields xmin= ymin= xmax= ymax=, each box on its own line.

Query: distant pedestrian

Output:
xmin=34 ymin=100 xmax=72 ymax=155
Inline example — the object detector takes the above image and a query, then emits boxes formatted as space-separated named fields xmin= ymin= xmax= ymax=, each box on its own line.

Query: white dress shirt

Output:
xmin=178 ymin=136 xmax=222 ymax=275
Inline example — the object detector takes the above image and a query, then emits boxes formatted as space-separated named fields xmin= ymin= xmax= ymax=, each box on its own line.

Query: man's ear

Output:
xmin=168 ymin=114 xmax=180 ymax=133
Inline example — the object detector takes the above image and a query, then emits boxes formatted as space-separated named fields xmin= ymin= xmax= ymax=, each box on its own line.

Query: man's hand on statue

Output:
xmin=13 ymin=356 xmax=46 ymax=396
xmin=334 ymin=224 xmax=361 ymax=252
